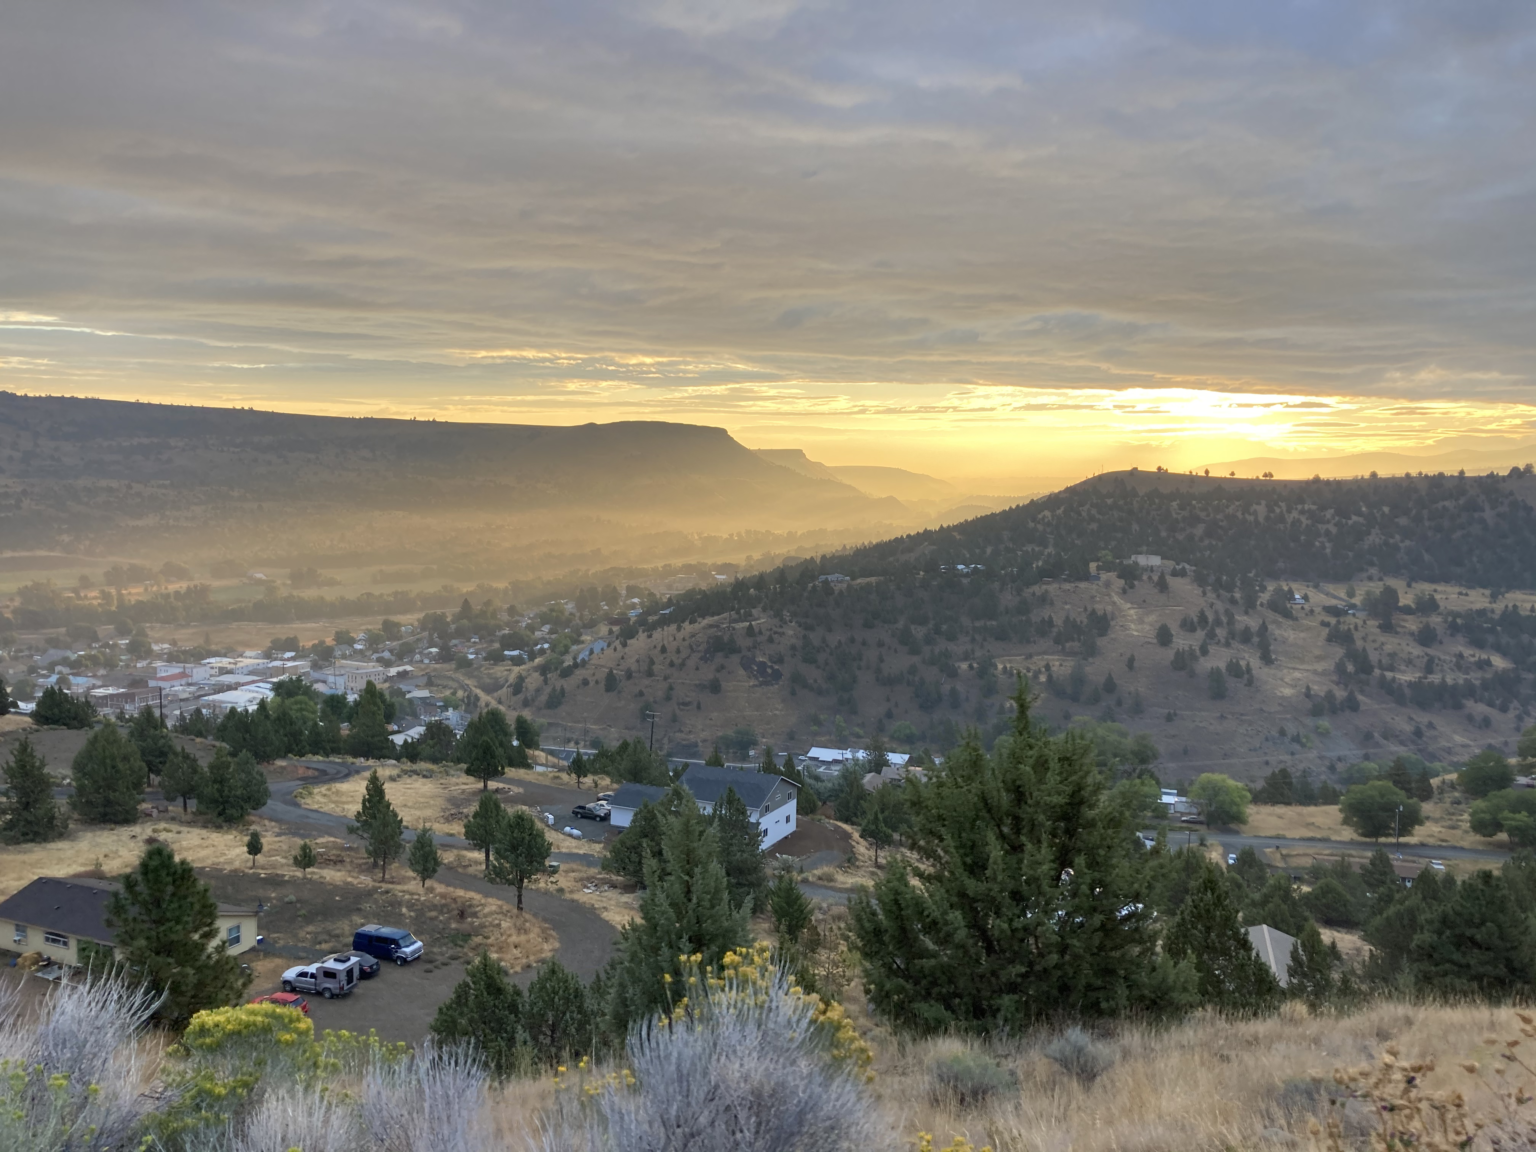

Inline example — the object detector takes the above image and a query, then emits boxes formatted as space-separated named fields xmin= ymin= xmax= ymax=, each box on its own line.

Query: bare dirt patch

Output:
xmin=540 ymin=861 xmax=640 ymax=930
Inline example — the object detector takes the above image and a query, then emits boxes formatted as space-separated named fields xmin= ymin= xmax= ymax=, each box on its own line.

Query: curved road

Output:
xmin=259 ymin=759 xmax=618 ymax=981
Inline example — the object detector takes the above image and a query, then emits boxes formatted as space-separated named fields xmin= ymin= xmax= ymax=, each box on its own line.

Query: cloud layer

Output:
xmin=1 ymin=0 xmax=1533 ymax=476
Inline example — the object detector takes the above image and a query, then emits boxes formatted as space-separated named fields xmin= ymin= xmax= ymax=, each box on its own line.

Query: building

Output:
xmin=802 ymin=746 xmax=910 ymax=775
xmin=608 ymin=767 xmax=801 ymax=851
xmin=0 ymin=876 xmax=258 ymax=969
xmin=1131 ymin=554 xmax=1162 ymax=569
xmin=1246 ymin=924 xmax=1296 ymax=987
xmin=680 ymin=765 xmax=799 ymax=850
xmin=817 ymin=573 xmax=850 ymax=584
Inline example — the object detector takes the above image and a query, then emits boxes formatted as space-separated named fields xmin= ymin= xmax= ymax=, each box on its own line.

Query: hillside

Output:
xmin=0 ymin=393 xmax=915 ymax=580
xmin=466 ymin=470 xmax=1536 ymax=785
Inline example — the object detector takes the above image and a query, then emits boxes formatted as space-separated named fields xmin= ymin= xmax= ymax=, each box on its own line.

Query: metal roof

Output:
xmin=679 ymin=765 xmax=793 ymax=810
xmin=608 ymin=783 xmax=669 ymax=811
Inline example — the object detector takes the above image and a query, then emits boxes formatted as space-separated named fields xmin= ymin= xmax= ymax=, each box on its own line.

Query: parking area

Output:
xmin=252 ymin=951 xmax=464 ymax=1043
xmin=528 ymin=797 xmax=619 ymax=847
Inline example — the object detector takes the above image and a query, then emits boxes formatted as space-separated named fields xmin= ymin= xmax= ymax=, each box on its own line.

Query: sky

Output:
xmin=1 ymin=1 xmax=1534 ymax=486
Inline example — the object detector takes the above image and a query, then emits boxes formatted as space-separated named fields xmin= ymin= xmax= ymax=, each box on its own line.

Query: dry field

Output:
xmin=1243 ymin=797 xmax=1502 ymax=852
xmin=300 ymin=764 xmax=587 ymax=830
xmin=0 ymin=809 xmax=557 ymax=973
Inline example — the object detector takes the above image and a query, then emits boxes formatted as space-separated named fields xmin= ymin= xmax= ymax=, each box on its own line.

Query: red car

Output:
xmin=250 ymin=991 xmax=309 ymax=1015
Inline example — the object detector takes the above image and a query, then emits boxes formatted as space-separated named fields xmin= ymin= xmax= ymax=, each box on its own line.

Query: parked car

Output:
xmin=1227 ymin=854 xmax=1237 ymax=865
xmin=352 ymin=924 xmax=425 ymax=966
xmin=327 ymin=950 xmax=381 ymax=978
xmin=596 ymin=792 xmax=614 ymax=802
xmin=250 ymin=991 xmax=308 ymax=1014
xmin=572 ymin=803 xmax=609 ymax=821
xmin=280 ymin=955 xmax=362 ymax=998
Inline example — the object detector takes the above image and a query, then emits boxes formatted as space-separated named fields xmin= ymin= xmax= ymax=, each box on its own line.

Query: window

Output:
xmin=226 ymin=924 xmax=241 ymax=948
xmin=43 ymin=931 xmax=68 ymax=948
xmin=11 ymin=924 xmax=26 ymax=945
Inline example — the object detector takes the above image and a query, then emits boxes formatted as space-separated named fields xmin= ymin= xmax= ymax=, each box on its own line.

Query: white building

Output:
xmin=608 ymin=766 xmax=800 ymax=851
xmin=802 ymin=746 xmax=910 ymax=775
xmin=1131 ymin=554 xmax=1162 ymax=569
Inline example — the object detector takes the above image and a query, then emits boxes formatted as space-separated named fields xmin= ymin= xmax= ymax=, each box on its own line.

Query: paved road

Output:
xmin=1155 ymin=826 xmax=1510 ymax=865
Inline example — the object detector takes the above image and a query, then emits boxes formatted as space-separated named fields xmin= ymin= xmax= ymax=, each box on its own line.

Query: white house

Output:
xmin=607 ymin=767 xmax=800 ymax=851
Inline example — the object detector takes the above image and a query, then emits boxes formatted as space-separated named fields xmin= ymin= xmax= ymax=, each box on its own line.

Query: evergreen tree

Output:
xmin=350 ymin=769 xmax=405 ymax=879
xmin=1 ymin=736 xmax=67 ymax=843
xmin=861 ymin=805 xmax=893 ymax=864
xmin=106 ymin=843 xmax=251 ymax=1026
xmin=705 ymin=743 xmax=726 ymax=767
xmin=1243 ymin=873 xmax=1309 ymax=938
xmin=292 ymin=839 xmax=318 ymax=877
xmin=159 ymin=746 xmax=204 ymax=813
xmin=852 ymin=681 xmax=1192 ymax=1033
xmin=127 ymin=706 xmax=174 ymax=782
xmin=601 ymin=788 xmax=688 ymax=884
xmin=345 ymin=681 xmax=393 ymax=759
xmin=1409 ymin=870 xmax=1536 ymax=998
xmin=408 ymin=824 xmax=442 ymax=888
xmin=245 ymin=699 xmax=283 ymax=763
xmin=569 ymin=749 xmax=589 ymax=789
xmin=1229 ymin=846 xmax=1269 ymax=893
xmin=463 ymin=791 xmax=509 ymax=872
xmin=486 ymin=809 xmax=551 ymax=911
xmin=767 ymin=870 xmax=813 ymax=945
xmin=1360 ymin=848 xmax=1403 ymax=920
xmin=514 ymin=712 xmax=540 ymax=755
xmin=198 ymin=748 xmax=268 ymax=824
xmin=0 ymin=677 xmax=10 ymax=716
xmin=781 ymin=752 xmax=819 ymax=816
xmin=245 ymin=828 xmax=263 ymax=867
xmin=832 ymin=763 xmax=866 ymax=824
xmin=524 ymin=960 xmax=590 ymax=1067
xmin=1362 ymin=865 xmax=1453 ymax=981
xmin=416 ymin=718 xmax=457 ymax=763
xmin=70 ymin=720 xmax=146 ymax=825
xmin=430 ymin=952 xmax=527 ymax=1079
xmin=460 ymin=706 xmax=517 ymax=788
xmin=233 ymin=749 xmax=271 ymax=814
xmin=34 ymin=684 xmax=95 ymax=728
xmin=1410 ymin=767 xmax=1436 ymax=802
xmin=1287 ymin=920 xmax=1341 ymax=1009
xmin=603 ymin=798 xmax=750 ymax=1033
xmin=1164 ymin=860 xmax=1280 ymax=1013
xmin=1340 ymin=781 xmax=1420 ymax=841
xmin=1460 ymin=749 xmax=1514 ymax=798
xmin=710 ymin=786 xmax=768 ymax=910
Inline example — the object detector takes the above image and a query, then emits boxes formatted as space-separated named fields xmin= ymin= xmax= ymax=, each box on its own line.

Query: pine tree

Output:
xmin=861 ymin=805 xmax=893 ymax=865
xmin=127 ymin=706 xmax=174 ymax=782
xmin=345 ymin=682 xmax=392 ymax=759
xmin=767 ymin=870 xmax=813 ymax=945
xmin=705 ymin=743 xmax=726 ymax=767
xmin=463 ymin=791 xmax=509 ymax=872
xmin=233 ymin=749 xmax=270 ymax=815
xmin=524 ymin=960 xmax=590 ymax=1067
xmin=1360 ymin=848 xmax=1402 ymax=919
xmin=1 ymin=736 xmax=68 ymax=843
xmin=460 ymin=707 xmax=516 ymax=788
xmin=430 ymin=952 xmax=527 ymax=1079
xmin=1362 ymin=865 xmax=1451 ymax=980
xmin=198 ymin=747 xmax=268 ymax=824
xmin=1164 ymin=860 xmax=1280 ymax=1013
xmin=292 ymin=839 xmax=318 ymax=877
xmin=34 ymin=684 xmax=95 ymax=728
xmin=159 ymin=746 xmax=204 ymax=813
xmin=1243 ymin=873 xmax=1309 ymax=938
xmin=409 ymin=824 xmax=442 ymax=889
xmin=781 ymin=752 xmax=819 ymax=816
xmin=1287 ymin=920 xmax=1340 ymax=1009
xmin=350 ymin=770 xmax=405 ymax=879
xmin=245 ymin=828 xmax=263 ymax=867
xmin=569 ymin=749 xmax=589 ymax=789
xmin=106 ymin=843 xmax=251 ymax=1026
xmin=853 ymin=680 xmax=1190 ymax=1034
xmin=710 ymin=786 xmax=768 ymax=911
xmin=70 ymin=720 xmax=146 ymax=825
xmin=1409 ymin=870 xmax=1536 ymax=998
xmin=487 ymin=809 xmax=551 ymax=911
xmin=603 ymin=798 xmax=750 ymax=1032
xmin=0 ymin=677 xmax=11 ymax=716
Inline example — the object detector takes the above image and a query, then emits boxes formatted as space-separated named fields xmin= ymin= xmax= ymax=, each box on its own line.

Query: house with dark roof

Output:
xmin=679 ymin=765 xmax=799 ymax=850
xmin=607 ymin=768 xmax=800 ymax=850
xmin=0 ymin=876 xmax=258 ymax=970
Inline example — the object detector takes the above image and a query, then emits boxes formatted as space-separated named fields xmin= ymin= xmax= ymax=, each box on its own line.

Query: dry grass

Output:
xmin=301 ymin=762 xmax=599 ymax=831
xmin=540 ymin=861 xmax=640 ymax=929
xmin=1243 ymin=799 xmax=1502 ymax=851
xmin=872 ymin=1001 xmax=1525 ymax=1152
xmin=0 ymin=713 xmax=35 ymax=735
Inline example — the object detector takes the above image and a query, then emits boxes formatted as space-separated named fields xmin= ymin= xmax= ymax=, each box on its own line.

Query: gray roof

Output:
xmin=1247 ymin=924 xmax=1296 ymax=988
xmin=0 ymin=876 xmax=255 ymax=945
xmin=608 ymin=783 xmax=669 ymax=811
xmin=679 ymin=765 xmax=793 ymax=810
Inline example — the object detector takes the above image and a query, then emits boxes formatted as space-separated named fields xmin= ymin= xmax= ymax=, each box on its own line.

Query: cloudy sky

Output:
xmin=2 ymin=1 xmax=1533 ymax=482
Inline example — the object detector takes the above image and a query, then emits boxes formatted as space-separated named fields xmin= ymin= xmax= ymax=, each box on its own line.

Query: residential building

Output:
xmin=609 ymin=767 xmax=800 ymax=851
xmin=0 ymin=876 xmax=258 ymax=969
xmin=802 ymin=746 xmax=910 ymax=774
xmin=1131 ymin=554 xmax=1163 ymax=568
xmin=608 ymin=783 xmax=670 ymax=828
xmin=1246 ymin=924 xmax=1296 ymax=987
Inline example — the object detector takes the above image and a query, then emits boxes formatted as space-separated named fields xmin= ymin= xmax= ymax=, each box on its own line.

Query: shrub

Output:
xmin=362 ymin=1043 xmax=491 ymax=1152
xmin=540 ymin=944 xmax=885 ymax=1152
xmin=1044 ymin=1026 xmax=1115 ymax=1084
xmin=928 ymin=1048 xmax=1018 ymax=1107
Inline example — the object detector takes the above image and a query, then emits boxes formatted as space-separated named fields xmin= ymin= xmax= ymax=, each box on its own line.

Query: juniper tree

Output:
xmin=602 ymin=796 xmax=750 ymax=1033
xmin=710 ymin=786 xmax=768 ymax=910
xmin=486 ymin=808 xmax=550 ymax=911
xmin=70 ymin=720 xmax=146 ymax=825
xmin=463 ymin=791 xmax=508 ymax=872
xmin=767 ymin=870 xmax=813 ymax=946
xmin=430 ymin=952 xmax=527 ymax=1079
xmin=524 ymin=960 xmax=590 ymax=1067
xmin=1287 ymin=920 xmax=1341 ymax=1009
xmin=1409 ymin=869 xmax=1536 ymax=998
xmin=460 ymin=707 xmax=516 ymax=789
xmin=159 ymin=746 xmax=204 ymax=813
xmin=852 ymin=681 xmax=1193 ymax=1033
xmin=106 ymin=843 xmax=250 ymax=1026
xmin=408 ymin=824 xmax=442 ymax=889
xmin=245 ymin=828 xmax=263 ymax=868
xmin=350 ymin=769 xmax=404 ymax=880
xmin=345 ymin=681 xmax=392 ymax=759
xmin=601 ymin=787 xmax=689 ymax=885
xmin=1164 ymin=860 xmax=1280 ymax=1014
xmin=292 ymin=839 xmax=318 ymax=877
xmin=127 ymin=706 xmax=174 ymax=783
xmin=1 ymin=736 xmax=67 ymax=843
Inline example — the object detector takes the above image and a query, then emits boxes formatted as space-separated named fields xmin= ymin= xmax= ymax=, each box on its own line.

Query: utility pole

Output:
xmin=645 ymin=709 xmax=658 ymax=751
xmin=1395 ymin=804 xmax=1402 ymax=847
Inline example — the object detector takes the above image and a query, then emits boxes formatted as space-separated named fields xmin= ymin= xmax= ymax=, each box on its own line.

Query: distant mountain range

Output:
xmin=1203 ymin=442 xmax=1536 ymax=481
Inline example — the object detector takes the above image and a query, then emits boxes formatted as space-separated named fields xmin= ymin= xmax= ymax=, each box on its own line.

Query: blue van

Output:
xmin=351 ymin=924 xmax=425 ymax=966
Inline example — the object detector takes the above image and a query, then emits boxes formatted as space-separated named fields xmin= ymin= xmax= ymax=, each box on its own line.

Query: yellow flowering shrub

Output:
xmin=915 ymin=1132 xmax=993 ymax=1152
